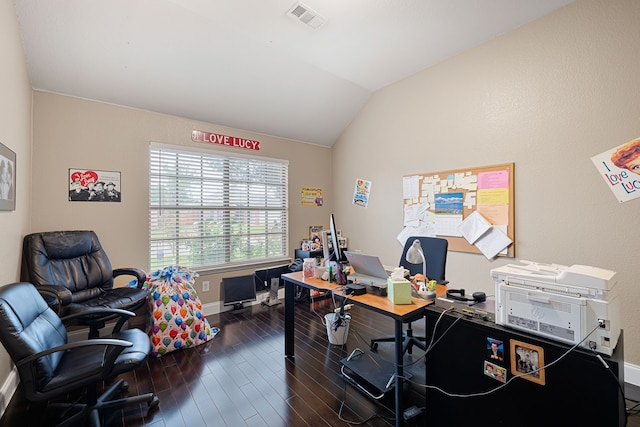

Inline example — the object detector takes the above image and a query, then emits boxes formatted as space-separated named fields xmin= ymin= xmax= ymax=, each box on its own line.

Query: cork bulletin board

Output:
xmin=402 ymin=163 xmax=515 ymax=257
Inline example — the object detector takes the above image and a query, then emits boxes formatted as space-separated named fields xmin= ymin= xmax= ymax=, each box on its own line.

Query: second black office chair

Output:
xmin=0 ymin=282 xmax=159 ymax=426
xmin=370 ymin=236 xmax=448 ymax=355
xmin=20 ymin=230 xmax=149 ymax=339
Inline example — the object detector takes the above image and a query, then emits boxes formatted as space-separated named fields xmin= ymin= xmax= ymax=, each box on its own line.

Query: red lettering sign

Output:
xmin=70 ymin=170 xmax=98 ymax=187
xmin=191 ymin=130 xmax=260 ymax=151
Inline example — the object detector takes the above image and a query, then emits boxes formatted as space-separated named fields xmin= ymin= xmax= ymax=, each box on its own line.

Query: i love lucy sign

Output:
xmin=591 ymin=137 xmax=640 ymax=203
xmin=192 ymin=130 xmax=260 ymax=151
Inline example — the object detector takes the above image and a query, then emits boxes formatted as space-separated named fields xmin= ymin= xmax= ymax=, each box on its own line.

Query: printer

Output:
xmin=490 ymin=260 xmax=620 ymax=355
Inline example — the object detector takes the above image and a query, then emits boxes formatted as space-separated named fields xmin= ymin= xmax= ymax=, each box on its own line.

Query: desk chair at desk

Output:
xmin=370 ymin=236 xmax=449 ymax=355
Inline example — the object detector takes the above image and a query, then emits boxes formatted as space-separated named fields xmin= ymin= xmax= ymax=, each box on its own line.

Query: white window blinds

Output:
xmin=149 ymin=143 xmax=289 ymax=271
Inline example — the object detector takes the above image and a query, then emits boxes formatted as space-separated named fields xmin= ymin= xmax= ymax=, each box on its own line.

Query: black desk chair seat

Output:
xmin=0 ymin=282 xmax=159 ymax=426
xmin=370 ymin=236 xmax=448 ymax=355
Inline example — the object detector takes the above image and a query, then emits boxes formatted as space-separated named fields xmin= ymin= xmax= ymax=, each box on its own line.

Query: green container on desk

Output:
xmin=386 ymin=278 xmax=412 ymax=304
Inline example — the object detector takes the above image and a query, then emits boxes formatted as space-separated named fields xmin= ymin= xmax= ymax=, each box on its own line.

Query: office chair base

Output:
xmin=370 ymin=335 xmax=427 ymax=355
xmin=52 ymin=379 xmax=159 ymax=427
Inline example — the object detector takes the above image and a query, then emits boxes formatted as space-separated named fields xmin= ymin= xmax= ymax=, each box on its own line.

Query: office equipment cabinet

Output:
xmin=294 ymin=248 xmax=323 ymax=261
xmin=423 ymin=306 xmax=625 ymax=426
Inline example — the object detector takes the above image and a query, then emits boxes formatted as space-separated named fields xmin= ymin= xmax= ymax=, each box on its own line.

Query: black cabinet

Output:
xmin=294 ymin=249 xmax=323 ymax=261
xmin=294 ymin=248 xmax=348 ymax=263
xmin=424 ymin=305 xmax=625 ymax=426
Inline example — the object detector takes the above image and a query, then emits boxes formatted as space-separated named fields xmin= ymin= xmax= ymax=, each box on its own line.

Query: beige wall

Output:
xmin=0 ymin=0 xmax=32 ymax=411
xmin=333 ymin=0 xmax=640 ymax=366
xmin=31 ymin=91 xmax=333 ymax=303
xmin=3 ymin=0 xmax=640 ymax=412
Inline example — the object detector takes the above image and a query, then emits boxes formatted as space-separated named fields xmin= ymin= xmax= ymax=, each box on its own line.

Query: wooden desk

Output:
xmin=282 ymin=271 xmax=439 ymax=427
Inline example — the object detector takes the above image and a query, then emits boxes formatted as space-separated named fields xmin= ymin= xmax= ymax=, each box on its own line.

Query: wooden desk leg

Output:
xmin=394 ymin=319 xmax=404 ymax=427
xmin=284 ymin=279 xmax=295 ymax=358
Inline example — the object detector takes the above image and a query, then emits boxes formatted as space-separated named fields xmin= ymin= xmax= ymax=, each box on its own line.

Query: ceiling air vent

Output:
xmin=286 ymin=2 xmax=327 ymax=29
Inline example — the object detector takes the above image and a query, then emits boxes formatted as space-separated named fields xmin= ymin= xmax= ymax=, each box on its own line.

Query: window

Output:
xmin=149 ymin=142 xmax=289 ymax=271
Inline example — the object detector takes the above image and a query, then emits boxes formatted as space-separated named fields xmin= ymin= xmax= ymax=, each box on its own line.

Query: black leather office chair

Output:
xmin=370 ymin=236 xmax=448 ymax=355
xmin=20 ymin=230 xmax=149 ymax=338
xmin=0 ymin=282 xmax=159 ymax=426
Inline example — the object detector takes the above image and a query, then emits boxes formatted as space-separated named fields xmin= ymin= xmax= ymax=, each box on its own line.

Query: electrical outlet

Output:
xmin=202 ymin=281 xmax=210 ymax=292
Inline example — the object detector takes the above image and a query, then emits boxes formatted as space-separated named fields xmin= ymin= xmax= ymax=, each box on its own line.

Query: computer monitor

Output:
xmin=222 ymin=274 xmax=257 ymax=311
xmin=254 ymin=264 xmax=290 ymax=291
xmin=329 ymin=213 xmax=343 ymax=263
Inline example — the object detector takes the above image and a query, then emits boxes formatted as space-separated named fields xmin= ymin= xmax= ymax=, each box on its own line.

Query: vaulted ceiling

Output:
xmin=15 ymin=0 xmax=574 ymax=146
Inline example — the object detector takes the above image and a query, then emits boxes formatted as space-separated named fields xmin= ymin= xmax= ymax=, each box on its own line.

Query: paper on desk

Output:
xmin=458 ymin=211 xmax=492 ymax=245
xmin=474 ymin=226 xmax=512 ymax=259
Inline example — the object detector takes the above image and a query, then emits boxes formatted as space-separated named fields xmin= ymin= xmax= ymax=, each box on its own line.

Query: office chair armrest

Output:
xmin=60 ymin=307 xmax=136 ymax=323
xmin=33 ymin=284 xmax=73 ymax=313
xmin=113 ymin=267 xmax=147 ymax=289
xmin=16 ymin=338 xmax=132 ymax=367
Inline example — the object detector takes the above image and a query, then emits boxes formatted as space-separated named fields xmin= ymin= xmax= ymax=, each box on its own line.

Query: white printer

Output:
xmin=490 ymin=260 xmax=620 ymax=355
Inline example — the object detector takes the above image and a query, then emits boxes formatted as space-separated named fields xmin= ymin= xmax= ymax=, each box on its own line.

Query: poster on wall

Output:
xmin=301 ymin=186 xmax=323 ymax=206
xmin=0 ymin=141 xmax=16 ymax=211
xmin=591 ymin=137 xmax=640 ymax=203
xmin=69 ymin=169 xmax=122 ymax=202
xmin=353 ymin=178 xmax=371 ymax=208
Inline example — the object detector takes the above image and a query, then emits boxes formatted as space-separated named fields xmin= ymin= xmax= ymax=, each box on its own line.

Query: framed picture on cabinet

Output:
xmin=510 ymin=339 xmax=545 ymax=385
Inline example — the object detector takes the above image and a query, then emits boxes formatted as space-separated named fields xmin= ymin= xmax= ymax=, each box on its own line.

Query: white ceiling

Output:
xmin=15 ymin=0 xmax=574 ymax=147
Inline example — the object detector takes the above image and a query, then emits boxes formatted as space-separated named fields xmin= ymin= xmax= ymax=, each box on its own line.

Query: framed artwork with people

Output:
xmin=510 ymin=339 xmax=545 ymax=385
xmin=0 ymin=141 xmax=16 ymax=211
xmin=69 ymin=168 xmax=122 ymax=202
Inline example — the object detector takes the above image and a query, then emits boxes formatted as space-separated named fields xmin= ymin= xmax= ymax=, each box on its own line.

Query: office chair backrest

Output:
xmin=0 ymin=282 xmax=67 ymax=399
xmin=21 ymin=230 xmax=115 ymax=303
xmin=399 ymin=236 xmax=448 ymax=283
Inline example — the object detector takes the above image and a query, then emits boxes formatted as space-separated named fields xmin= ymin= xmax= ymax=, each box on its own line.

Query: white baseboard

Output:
xmin=0 ymin=367 xmax=18 ymax=419
xmin=625 ymin=363 xmax=640 ymax=387
xmin=202 ymin=288 xmax=285 ymax=316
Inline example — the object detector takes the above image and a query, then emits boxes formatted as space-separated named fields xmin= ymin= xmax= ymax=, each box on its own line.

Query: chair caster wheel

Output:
xmin=121 ymin=381 xmax=129 ymax=392
xmin=148 ymin=395 xmax=160 ymax=409
xmin=371 ymin=342 xmax=378 ymax=352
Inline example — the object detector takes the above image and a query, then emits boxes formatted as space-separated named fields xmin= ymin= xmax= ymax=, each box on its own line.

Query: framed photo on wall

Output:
xmin=69 ymin=168 xmax=122 ymax=202
xmin=510 ymin=339 xmax=545 ymax=385
xmin=0 ymin=141 xmax=16 ymax=211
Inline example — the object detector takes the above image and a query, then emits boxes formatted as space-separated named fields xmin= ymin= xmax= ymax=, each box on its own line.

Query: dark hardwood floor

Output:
xmin=1 ymin=295 xmax=639 ymax=426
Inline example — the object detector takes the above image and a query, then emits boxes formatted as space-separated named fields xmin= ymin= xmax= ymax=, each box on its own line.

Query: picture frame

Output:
xmin=309 ymin=225 xmax=323 ymax=242
xmin=69 ymin=168 xmax=122 ymax=202
xmin=484 ymin=360 xmax=506 ymax=383
xmin=510 ymin=339 xmax=545 ymax=385
xmin=0 ymin=141 xmax=16 ymax=211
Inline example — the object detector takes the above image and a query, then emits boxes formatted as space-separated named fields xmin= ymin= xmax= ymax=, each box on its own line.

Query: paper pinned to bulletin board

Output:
xmin=401 ymin=163 xmax=515 ymax=258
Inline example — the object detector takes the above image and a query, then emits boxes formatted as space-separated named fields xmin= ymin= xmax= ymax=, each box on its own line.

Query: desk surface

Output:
xmin=282 ymin=271 xmax=443 ymax=320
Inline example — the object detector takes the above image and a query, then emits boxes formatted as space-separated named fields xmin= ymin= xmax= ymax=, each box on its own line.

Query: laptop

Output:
xmin=343 ymin=251 xmax=390 ymax=287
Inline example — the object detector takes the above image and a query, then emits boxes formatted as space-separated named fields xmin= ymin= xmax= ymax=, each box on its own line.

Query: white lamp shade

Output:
xmin=406 ymin=239 xmax=425 ymax=265
xmin=405 ymin=239 xmax=427 ymax=283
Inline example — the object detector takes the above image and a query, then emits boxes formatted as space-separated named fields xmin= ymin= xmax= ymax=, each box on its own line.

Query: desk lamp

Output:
xmin=406 ymin=239 xmax=426 ymax=283
xmin=406 ymin=239 xmax=434 ymax=298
